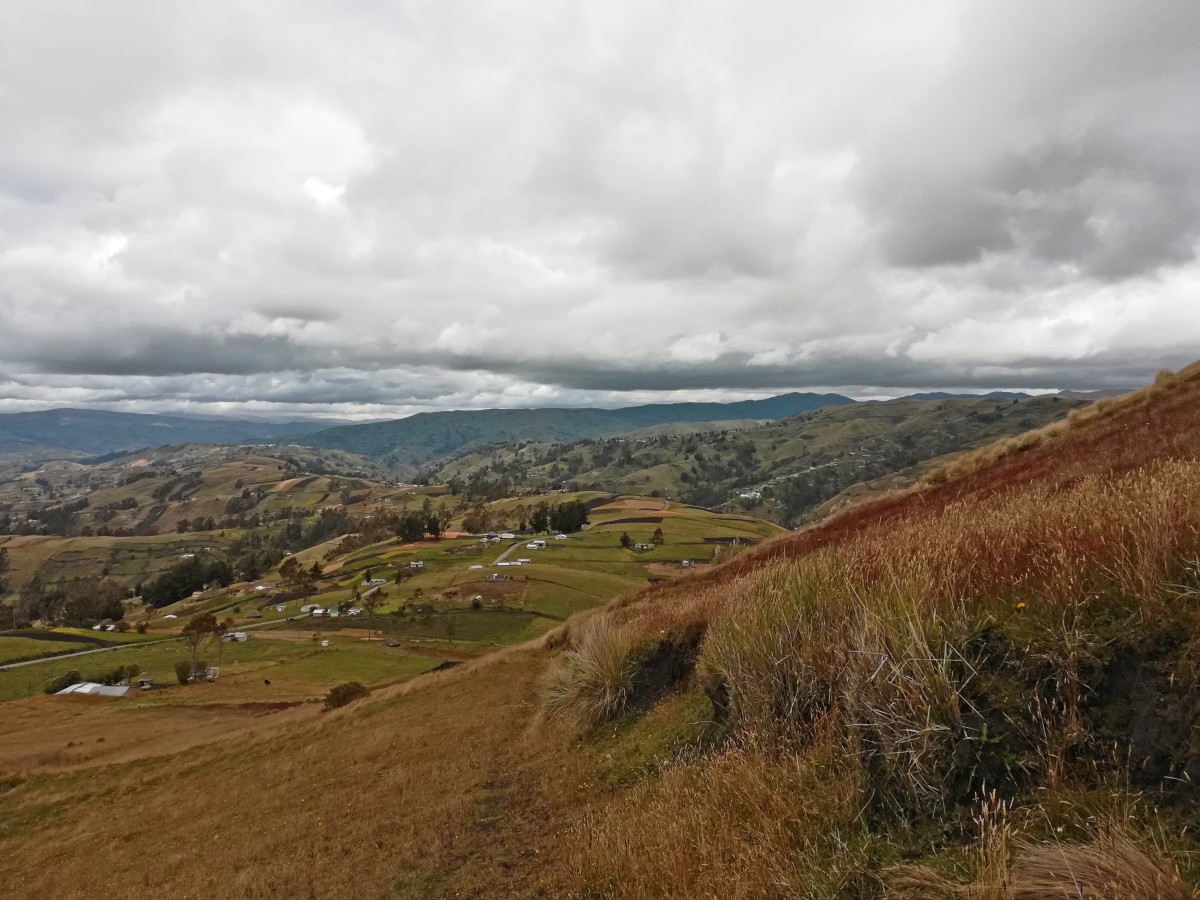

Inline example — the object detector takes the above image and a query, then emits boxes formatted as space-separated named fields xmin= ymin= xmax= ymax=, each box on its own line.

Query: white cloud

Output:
xmin=0 ymin=0 xmax=1196 ymax=417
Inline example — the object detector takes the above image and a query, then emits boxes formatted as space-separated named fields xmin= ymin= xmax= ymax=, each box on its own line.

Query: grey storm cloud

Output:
xmin=0 ymin=0 xmax=1197 ymax=418
xmin=858 ymin=1 xmax=1200 ymax=278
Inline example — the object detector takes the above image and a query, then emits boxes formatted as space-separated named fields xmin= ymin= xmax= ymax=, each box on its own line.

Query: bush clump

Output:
xmin=43 ymin=670 xmax=83 ymax=694
xmin=90 ymin=664 xmax=140 ymax=686
xmin=544 ymin=620 xmax=634 ymax=729
xmin=324 ymin=682 xmax=369 ymax=710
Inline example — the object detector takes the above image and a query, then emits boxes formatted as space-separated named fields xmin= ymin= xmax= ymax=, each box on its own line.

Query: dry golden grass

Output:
xmin=889 ymin=822 xmax=1197 ymax=900
xmin=0 ymin=695 xmax=317 ymax=775
xmin=0 ymin=644 xmax=598 ymax=899
xmin=566 ymin=718 xmax=870 ymax=899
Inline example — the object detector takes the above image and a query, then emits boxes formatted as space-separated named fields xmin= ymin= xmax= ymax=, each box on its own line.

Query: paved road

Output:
xmin=0 ymin=635 xmax=180 ymax=670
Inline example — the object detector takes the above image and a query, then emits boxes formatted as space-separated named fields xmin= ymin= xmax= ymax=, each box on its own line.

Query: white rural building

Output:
xmin=55 ymin=682 xmax=129 ymax=698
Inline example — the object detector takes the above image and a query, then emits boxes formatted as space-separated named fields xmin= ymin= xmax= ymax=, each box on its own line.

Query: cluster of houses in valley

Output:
xmin=300 ymin=603 xmax=364 ymax=618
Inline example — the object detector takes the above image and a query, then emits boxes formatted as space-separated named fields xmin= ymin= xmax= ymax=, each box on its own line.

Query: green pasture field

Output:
xmin=0 ymin=629 xmax=444 ymax=704
xmin=0 ymin=636 xmax=96 ymax=665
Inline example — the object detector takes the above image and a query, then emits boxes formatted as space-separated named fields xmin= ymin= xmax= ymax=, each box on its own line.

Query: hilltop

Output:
xmin=299 ymin=392 xmax=855 ymax=468
xmin=1 ymin=366 xmax=1198 ymax=897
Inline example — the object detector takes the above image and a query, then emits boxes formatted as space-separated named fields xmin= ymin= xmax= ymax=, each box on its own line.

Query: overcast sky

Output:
xmin=1 ymin=1 xmax=1198 ymax=419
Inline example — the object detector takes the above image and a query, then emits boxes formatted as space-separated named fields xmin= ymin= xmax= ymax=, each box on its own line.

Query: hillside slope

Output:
xmin=300 ymin=392 xmax=854 ymax=467
xmin=437 ymin=395 xmax=1084 ymax=524
xmin=2 ymin=365 xmax=1199 ymax=898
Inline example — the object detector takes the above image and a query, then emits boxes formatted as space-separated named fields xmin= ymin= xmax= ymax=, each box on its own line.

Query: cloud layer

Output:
xmin=1 ymin=1 xmax=1198 ymax=417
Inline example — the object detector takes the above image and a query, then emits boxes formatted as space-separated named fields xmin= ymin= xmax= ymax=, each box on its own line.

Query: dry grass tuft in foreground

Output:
xmin=544 ymin=618 xmax=635 ymax=728
xmin=567 ymin=717 xmax=871 ymax=899
xmin=890 ymin=825 xmax=1197 ymax=900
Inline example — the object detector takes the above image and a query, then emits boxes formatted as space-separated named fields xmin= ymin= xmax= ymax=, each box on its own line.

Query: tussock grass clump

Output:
xmin=700 ymin=563 xmax=969 ymax=815
xmin=544 ymin=619 xmax=634 ymax=729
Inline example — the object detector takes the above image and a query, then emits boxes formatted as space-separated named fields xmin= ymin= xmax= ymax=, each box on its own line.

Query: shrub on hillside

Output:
xmin=324 ymin=682 xmax=369 ymax=710
xmin=43 ymin=670 xmax=82 ymax=694
xmin=89 ymin=664 xmax=140 ymax=686
xmin=173 ymin=660 xmax=192 ymax=685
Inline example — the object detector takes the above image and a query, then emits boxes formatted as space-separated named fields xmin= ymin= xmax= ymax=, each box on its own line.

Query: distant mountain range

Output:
xmin=898 ymin=389 xmax=1127 ymax=402
xmin=899 ymin=391 xmax=1034 ymax=402
xmin=0 ymin=389 xmax=1128 ymax=467
xmin=298 ymin=393 xmax=856 ymax=467
xmin=0 ymin=409 xmax=341 ymax=456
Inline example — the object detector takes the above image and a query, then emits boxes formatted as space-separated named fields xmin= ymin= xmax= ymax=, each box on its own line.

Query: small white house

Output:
xmin=163 ymin=614 xmax=178 ymax=620
xmin=468 ymin=564 xmax=484 ymax=570
xmin=634 ymin=543 xmax=654 ymax=551
xmin=681 ymin=559 xmax=693 ymax=568
xmin=555 ymin=534 xmax=568 ymax=540
xmin=223 ymin=631 xmax=248 ymax=642
xmin=499 ymin=532 xmax=515 ymax=539
xmin=526 ymin=539 xmax=547 ymax=550
xmin=408 ymin=560 xmax=424 ymax=570
xmin=311 ymin=608 xmax=327 ymax=617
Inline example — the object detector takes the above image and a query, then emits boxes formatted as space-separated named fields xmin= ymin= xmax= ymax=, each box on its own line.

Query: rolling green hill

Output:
xmin=436 ymin=395 xmax=1087 ymax=525
xmin=299 ymin=392 xmax=854 ymax=467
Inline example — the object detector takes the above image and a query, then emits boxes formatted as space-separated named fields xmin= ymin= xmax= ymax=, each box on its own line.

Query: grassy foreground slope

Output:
xmin=2 ymin=366 xmax=1200 ymax=898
